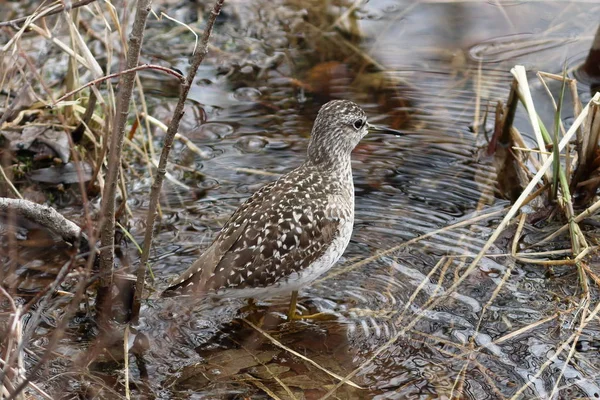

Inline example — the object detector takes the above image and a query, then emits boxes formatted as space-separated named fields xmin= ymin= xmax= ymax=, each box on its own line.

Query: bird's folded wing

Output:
xmin=203 ymin=210 xmax=341 ymax=292
xmin=161 ymin=220 xmax=248 ymax=296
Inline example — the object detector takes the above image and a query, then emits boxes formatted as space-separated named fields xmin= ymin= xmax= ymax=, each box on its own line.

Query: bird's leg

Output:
xmin=287 ymin=290 xmax=299 ymax=320
xmin=240 ymin=298 xmax=259 ymax=314
xmin=287 ymin=291 xmax=336 ymax=321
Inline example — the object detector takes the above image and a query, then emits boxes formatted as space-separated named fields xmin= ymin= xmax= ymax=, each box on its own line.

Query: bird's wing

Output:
xmin=204 ymin=204 xmax=341 ymax=292
xmin=162 ymin=174 xmax=345 ymax=296
xmin=161 ymin=219 xmax=249 ymax=296
xmin=162 ymin=180 xmax=279 ymax=296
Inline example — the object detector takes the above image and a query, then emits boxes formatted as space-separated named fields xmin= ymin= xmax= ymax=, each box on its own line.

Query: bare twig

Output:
xmin=98 ymin=0 xmax=153 ymax=294
xmin=131 ymin=0 xmax=225 ymax=322
xmin=0 ymin=286 xmax=20 ymax=398
xmin=53 ymin=64 xmax=185 ymax=105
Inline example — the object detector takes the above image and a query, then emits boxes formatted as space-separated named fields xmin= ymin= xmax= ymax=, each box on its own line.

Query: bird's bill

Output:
xmin=367 ymin=123 xmax=404 ymax=136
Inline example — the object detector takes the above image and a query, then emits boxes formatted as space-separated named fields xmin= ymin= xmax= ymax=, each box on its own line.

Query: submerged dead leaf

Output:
xmin=29 ymin=162 xmax=92 ymax=184
xmin=1 ymin=126 xmax=70 ymax=163
xmin=172 ymin=349 xmax=279 ymax=387
xmin=250 ymin=363 xmax=291 ymax=379
xmin=280 ymin=374 xmax=323 ymax=390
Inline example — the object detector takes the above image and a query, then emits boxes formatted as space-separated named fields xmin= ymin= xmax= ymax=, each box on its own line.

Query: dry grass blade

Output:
xmin=242 ymin=318 xmax=363 ymax=390
xmin=154 ymin=12 xmax=199 ymax=55
xmin=510 ymin=299 xmax=600 ymax=400
xmin=548 ymin=300 xmax=588 ymax=399
xmin=141 ymin=113 xmax=211 ymax=159
xmin=494 ymin=312 xmax=565 ymax=345
xmin=0 ymin=167 xmax=22 ymax=199
xmin=535 ymin=197 xmax=600 ymax=246
xmin=233 ymin=342 xmax=297 ymax=400
xmin=241 ymin=374 xmax=285 ymax=400
xmin=318 ymin=208 xmax=504 ymax=284
xmin=0 ymin=286 xmax=20 ymax=398
xmin=124 ymin=325 xmax=130 ymax=400
xmin=550 ymin=68 xmax=567 ymax=197
xmin=0 ymin=0 xmax=97 ymax=28
xmin=396 ymin=256 xmax=447 ymax=322
xmin=511 ymin=66 xmax=549 ymax=170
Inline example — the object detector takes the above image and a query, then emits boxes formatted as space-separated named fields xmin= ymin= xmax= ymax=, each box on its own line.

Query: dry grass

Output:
xmin=0 ymin=0 xmax=223 ymax=397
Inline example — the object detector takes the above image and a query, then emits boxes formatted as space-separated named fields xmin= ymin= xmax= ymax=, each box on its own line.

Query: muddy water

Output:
xmin=3 ymin=0 xmax=600 ymax=399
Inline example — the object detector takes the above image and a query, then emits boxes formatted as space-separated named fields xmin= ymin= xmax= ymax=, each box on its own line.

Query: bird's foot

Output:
xmin=286 ymin=290 xmax=336 ymax=321
xmin=239 ymin=298 xmax=267 ymax=314
xmin=287 ymin=311 xmax=337 ymax=321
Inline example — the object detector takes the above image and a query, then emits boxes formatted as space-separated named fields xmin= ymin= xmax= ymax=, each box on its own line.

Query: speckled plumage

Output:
xmin=163 ymin=100 xmax=369 ymax=298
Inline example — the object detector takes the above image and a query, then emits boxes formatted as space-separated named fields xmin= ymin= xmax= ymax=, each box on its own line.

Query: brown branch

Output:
xmin=98 ymin=0 xmax=153 ymax=293
xmin=53 ymin=64 xmax=185 ymax=105
xmin=0 ymin=0 xmax=98 ymax=28
xmin=131 ymin=0 xmax=225 ymax=322
xmin=0 ymin=198 xmax=85 ymax=244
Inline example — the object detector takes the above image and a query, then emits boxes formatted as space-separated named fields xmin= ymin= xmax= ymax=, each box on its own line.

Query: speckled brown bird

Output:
xmin=163 ymin=100 xmax=377 ymax=319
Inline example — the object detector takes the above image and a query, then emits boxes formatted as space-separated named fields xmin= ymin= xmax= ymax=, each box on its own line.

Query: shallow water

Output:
xmin=2 ymin=0 xmax=600 ymax=398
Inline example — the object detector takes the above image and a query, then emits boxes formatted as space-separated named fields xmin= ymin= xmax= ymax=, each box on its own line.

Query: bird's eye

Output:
xmin=353 ymin=119 xmax=364 ymax=130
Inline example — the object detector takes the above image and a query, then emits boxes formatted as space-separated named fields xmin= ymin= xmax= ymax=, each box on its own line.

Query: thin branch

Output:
xmin=98 ymin=0 xmax=153 ymax=292
xmin=131 ymin=0 xmax=225 ymax=322
xmin=53 ymin=64 xmax=185 ymax=105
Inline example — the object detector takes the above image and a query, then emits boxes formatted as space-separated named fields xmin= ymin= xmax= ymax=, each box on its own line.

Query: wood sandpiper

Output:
xmin=163 ymin=100 xmax=389 ymax=319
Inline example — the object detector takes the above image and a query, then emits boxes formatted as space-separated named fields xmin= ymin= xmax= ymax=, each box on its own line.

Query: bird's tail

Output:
xmin=161 ymin=273 xmax=206 ymax=297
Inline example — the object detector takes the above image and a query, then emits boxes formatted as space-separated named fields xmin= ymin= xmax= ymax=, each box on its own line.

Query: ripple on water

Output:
xmin=188 ymin=122 xmax=235 ymax=140
xmin=233 ymin=86 xmax=262 ymax=102
xmin=235 ymin=135 xmax=268 ymax=153
xmin=468 ymin=33 xmax=576 ymax=64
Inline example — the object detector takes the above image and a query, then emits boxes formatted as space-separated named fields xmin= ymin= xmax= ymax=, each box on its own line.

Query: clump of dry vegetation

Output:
xmin=481 ymin=67 xmax=600 ymax=398
xmin=0 ymin=0 xmax=224 ymax=397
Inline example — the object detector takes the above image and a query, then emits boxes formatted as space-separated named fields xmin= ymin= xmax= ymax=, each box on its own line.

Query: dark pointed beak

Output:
xmin=367 ymin=123 xmax=404 ymax=136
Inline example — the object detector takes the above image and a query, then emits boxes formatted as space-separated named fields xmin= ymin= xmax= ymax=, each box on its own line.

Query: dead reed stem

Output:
xmin=579 ymin=24 xmax=600 ymax=84
xmin=131 ymin=0 xmax=225 ymax=323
